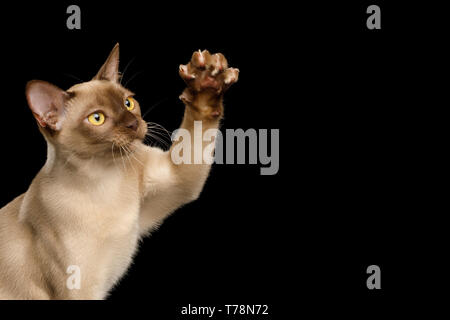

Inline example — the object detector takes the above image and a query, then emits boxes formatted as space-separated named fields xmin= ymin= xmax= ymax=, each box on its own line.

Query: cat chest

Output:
xmin=41 ymin=174 xmax=142 ymax=238
xmin=40 ymin=177 xmax=141 ymax=279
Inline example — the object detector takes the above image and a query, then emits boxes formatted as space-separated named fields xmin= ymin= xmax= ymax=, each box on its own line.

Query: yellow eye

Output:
xmin=125 ymin=97 xmax=135 ymax=111
xmin=88 ymin=112 xmax=105 ymax=126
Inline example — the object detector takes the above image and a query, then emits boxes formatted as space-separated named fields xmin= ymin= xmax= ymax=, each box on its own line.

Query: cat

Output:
xmin=0 ymin=44 xmax=239 ymax=299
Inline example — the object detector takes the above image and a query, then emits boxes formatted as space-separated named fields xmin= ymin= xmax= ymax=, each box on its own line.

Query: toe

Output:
xmin=223 ymin=68 xmax=239 ymax=85
xmin=208 ymin=53 xmax=227 ymax=76
xmin=191 ymin=50 xmax=207 ymax=69
xmin=179 ymin=64 xmax=195 ymax=81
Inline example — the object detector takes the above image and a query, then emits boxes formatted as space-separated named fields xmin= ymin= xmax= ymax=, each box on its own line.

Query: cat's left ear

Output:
xmin=93 ymin=43 xmax=120 ymax=82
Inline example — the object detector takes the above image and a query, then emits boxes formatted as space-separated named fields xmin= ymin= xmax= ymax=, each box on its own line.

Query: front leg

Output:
xmin=139 ymin=50 xmax=239 ymax=235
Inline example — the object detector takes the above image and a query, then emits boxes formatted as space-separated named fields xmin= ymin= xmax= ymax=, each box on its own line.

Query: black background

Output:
xmin=0 ymin=0 xmax=441 ymax=317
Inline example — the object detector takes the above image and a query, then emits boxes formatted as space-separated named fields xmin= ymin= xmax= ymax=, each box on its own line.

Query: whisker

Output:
xmin=126 ymin=147 xmax=144 ymax=166
xmin=123 ymin=70 xmax=144 ymax=87
xmin=147 ymin=124 xmax=172 ymax=135
xmin=118 ymin=146 xmax=127 ymax=171
xmin=123 ymin=145 xmax=137 ymax=175
xmin=147 ymin=122 xmax=172 ymax=134
xmin=120 ymin=56 xmax=136 ymax=85
xmin=144 ymin=135 xmax=159 ymax=148
xmin=142 ymin=98 xmax=168 ymax=119
xmin=146 ymin=132 xmax=170 ymax=149
xmin=147 ymin=134 xmax=171 ymax=148
xmin=146 ymin=129 xmax=171 ymax=141
xmin=111 ymin=142 xmax=116 ymax=165
xmin=63 ymin=73 xmax=83 ymax=83
xmin=142 ymin=120 xmax=173 ymax=150
xmin=147 ymin=122 xmax=172 ymax=138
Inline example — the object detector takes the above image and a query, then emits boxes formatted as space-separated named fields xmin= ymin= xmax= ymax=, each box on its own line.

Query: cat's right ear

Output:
xmin=25 ymin=80 xmax=71 ymax=131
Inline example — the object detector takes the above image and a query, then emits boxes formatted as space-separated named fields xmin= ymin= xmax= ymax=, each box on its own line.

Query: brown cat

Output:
xmin=0 ymin=44 xmax=238 ymax=299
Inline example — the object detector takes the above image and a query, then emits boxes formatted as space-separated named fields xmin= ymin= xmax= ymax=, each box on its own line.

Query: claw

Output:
xmin=192 ymin=50 xmax=206 ymax=68
xmin=201 ymin=49 xmax=210 ymax=57
xmin=224 ymin=68 xmax=239 ymax=84
xmin=211 ymin=54 xmax=222 ymax=76
xmin=198 ymin=50 xmax=205 ymax=64
xmin=179 ymin=64 xmax=195 ymax=80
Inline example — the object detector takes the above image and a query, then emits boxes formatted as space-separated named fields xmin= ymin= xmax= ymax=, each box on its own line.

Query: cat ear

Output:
xmin=25 ymin=80 xmax=71 ymax=131
xmin=93 ymin=43 xmax=120 ymax=82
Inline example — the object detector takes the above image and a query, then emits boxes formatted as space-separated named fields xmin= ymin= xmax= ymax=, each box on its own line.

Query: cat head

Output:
xmin=25 ymin=44 xmax=148 ymax=158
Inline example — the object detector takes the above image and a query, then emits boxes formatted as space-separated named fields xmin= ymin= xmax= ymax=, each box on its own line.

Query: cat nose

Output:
xmin=125 ymin=119 xmax=138 ymax=131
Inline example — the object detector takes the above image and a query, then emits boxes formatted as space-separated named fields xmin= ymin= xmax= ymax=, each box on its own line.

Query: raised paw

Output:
xmin=179 ymin=50 xmax=239 ymax=98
